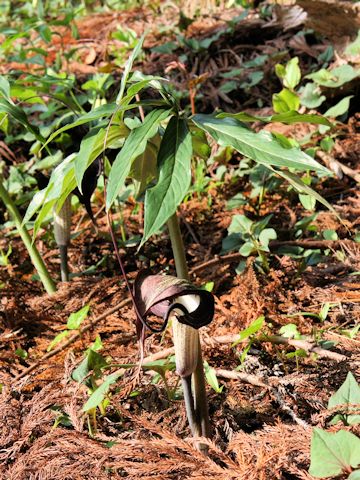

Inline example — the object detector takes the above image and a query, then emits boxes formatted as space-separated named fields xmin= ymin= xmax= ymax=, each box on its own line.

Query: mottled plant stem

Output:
xmin=167 ymin=212 xmax=210 ymax=452
xmin=0 ymin=178 xmax=56 ymax=295
xmin=59 ymin=245 xmax=69 ymax=282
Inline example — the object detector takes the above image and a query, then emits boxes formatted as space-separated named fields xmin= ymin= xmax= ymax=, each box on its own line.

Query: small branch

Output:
xmin=317 ymin=150 xmax=360 ymax=183
xmin=211 ymin=334 xmax=346 ymax=362
xmin=14 ymin=297 xmax=132 ymax=381
xmin=260 ymin=334 xmax=346 ymax=361
xmin=215 ymin=369 xmax=308 ymax=427
xmin=215 ymin=368 xmax=269 ymax=389
xmin=189 ymin=240 xmax=346 ymax=275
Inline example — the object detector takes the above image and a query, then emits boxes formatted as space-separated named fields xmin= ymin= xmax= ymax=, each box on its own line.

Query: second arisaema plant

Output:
xmin=23 ymin=36 xmax=335 ymax=445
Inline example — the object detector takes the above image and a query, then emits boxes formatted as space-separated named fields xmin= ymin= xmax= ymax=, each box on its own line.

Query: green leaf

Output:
xmin=142 ymin=116 xmax=192 ymax=245
xmin=116 ymin=33 xmax=145 ymax=105
xmin=232 ymin=315 xmax=265 ymax=346
xmin=0 ymin=97 xmax=44 ymax=142
xmin=24 ymin=154 xmax=77 ymax=237
xmin=41 ymin=103 xmax=117 ymax=149
xmin=228 ymin=214 xmax=253 ymax=234
xmin=129 ymin=137 xmax=159 ymax=197
xmin=106 ymin=108 xmax=170 ymax=210
xmin=299 ymin=193 xmax=316 ymax=211
xmin=283 ymin=57 xmax=301 ymax=90
xmin=217 ymin=111 xmax=267 ymax=122
xmin=309 ymin=428 xmax=360 ymax=478
xmin=275 ymin=63 xmax=286 ymax=81
xmin=72 ymin=350 xmax=108 ymax=384
xmin=328 ymin=372 xmax=360 ymax=426
xmin=15 ymin=347 xmax=28 ymax=359
xmin=239 ymin=241 xmax=255 ymax=256
xmin=67 ymin=305 xmax=90 ymax=330
xmin=259 ymin=227 xmax=277 ymax=250
xmin=279 ymin=323 xmax=301 ymax=339
xmin=75 ymin=124 xmax=128 ymax=193
xmin=300 ymin=82 xmax=326 ymax=109
xmin=306 ymin=65 xmax=360 ymax=88
xmin=271 ymin=111 xmax=331 ymax=127
xmin=47 ymin=330 xmax=70 ymax=352
xmin=269 ymin=168 xmax=338 ymax=218
xmin=325 ymin=96 xmax=354 ymax=118
xmin=82 ymin=372 xmax=121 ymax=412
xmin=204 ymin=361 xmax=223 ymax=393
xmin=345 ymin=31 xmax=360 ymax=57
xmin=22 ymin=188 xmax=48 ymax=225
xmin=323 ymin=229 xmax=338 ymax=241
xmin=191 ymin=128 xmax=211 ymax=160
xmin=272 ymin=88 xmax=300 ymax=113
xmin=0 ymin=76 xmax=11 ymax=99
xmin=192 ymin=114 xmax=330 ymax=175
xmin=143 ymin=359 xmax=175 ymax=374
xmin=349 ymin=470 xmax=360 ymax=480
xmin=217 ymin=110 xmax=331 ymax=126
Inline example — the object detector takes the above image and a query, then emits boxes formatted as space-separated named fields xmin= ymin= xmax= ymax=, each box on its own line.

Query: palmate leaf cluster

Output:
xmin=2 ymin=35 xmax=334 ymax=248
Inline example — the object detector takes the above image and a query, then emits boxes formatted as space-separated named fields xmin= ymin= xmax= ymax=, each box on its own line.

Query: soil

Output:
xmin=1 ymin=2 xmax=360 ymax=480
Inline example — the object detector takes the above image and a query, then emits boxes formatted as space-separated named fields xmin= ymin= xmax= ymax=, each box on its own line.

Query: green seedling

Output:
xmin=232 ymin=315 xmax=265 ymax=365
xmin=222 ymin=214 xmax=277 ymax=273
xmin=0 ymin=244 xmax=12 ymax=266
xmin=288 ymin=303 xmax=336 ymax=323
xmin=204 ymin=361 xmax=223 ymax=393
xmin=47 ymin=304 xmax=90 ymax=351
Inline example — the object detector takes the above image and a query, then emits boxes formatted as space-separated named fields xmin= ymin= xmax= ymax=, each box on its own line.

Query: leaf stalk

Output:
xmin=167 ymin=212 xmax=210 ymax=452
xmin=0 ymin=177 xmax=56 ymax=294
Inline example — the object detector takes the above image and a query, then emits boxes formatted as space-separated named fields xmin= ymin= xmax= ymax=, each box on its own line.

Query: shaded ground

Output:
xmin=1 ymin=2 xmax=360 ymax=479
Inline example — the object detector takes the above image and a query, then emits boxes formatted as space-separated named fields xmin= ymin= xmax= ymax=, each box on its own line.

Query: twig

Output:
xmin=215 ymin=368 xmax=269 ymax=388
xmin=270 ymin=385 xmax=309 ymax=427
xmin=189 ymin=240 xmax=347 ymax=275
xmin=211 ymin=334 xmax=346 ymax=362
xmin=13 ymin=297 xmax=132 ymax=381
xmin=215 ymin=369 xmax=308 ymax=427
xmin=317 ymin=150 xmax=360 ymax=183
xmin=178 ymin=209 xmax=201 ymax=244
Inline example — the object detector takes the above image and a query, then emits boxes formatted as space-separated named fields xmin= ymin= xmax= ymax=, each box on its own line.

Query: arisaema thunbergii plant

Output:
xmin=22 ymin=35 xmax=336 ymax=446
xmin=134 ymin=270 xmax=214 ymax=445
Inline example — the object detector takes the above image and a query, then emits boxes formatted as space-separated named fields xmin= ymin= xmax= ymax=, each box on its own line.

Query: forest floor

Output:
xmin=0 ymin=2 xmax=360 ymax=479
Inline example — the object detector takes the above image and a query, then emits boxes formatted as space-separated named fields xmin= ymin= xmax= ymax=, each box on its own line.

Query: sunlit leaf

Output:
xmin=328 ymin=372 xmax=360 ymax=426
xmin=116 ymin=33 xmax=145 ymax=105
xmin=272 ymin=88 xmax=300 ymax=113
xmin=192 ymin=114 xmax=330 ymax=175
xmin=324 ymin=96 xmax=354 ymax=118
xmin=47 ymin=330 xmax=70 ymax=352
xmin=204 ymin=361 xmax=223 ymax=393
xmin=309 ymin=428 xmax=360 ymax=478
xmin=306 ymin=65 xmax=360 ymax=88
xmin=232 ymin=316 xmax=265 ymax=346
xmin=106 ymin=108 xmax=171 ymax=210
xmin=142 ymin=116 xmax=192 ymax=245
xmin=67 ymin=305 xmax=90 ymax=330
xmin=82 ymin=372 xmax=121 ymax=411
xmin=217 ymin=110 xmax=331 ymax=126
